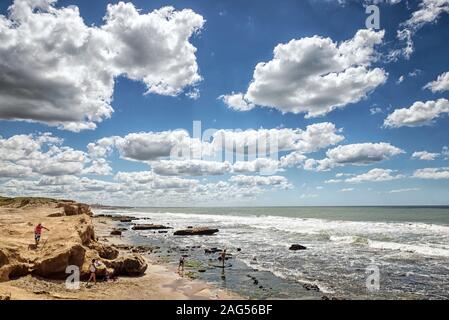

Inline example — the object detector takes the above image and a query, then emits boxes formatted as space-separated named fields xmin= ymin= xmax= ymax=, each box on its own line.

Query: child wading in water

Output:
xmin=34 ymin=223 xmax=49 ymax=247
xmin=178 ymin=256 xmax=185 ymax=273
xmin=220 ymin=249 xmax=227 ymax=268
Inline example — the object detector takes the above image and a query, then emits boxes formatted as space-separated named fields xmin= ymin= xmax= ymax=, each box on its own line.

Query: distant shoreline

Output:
xmin=91 ymin=205 xmax=449 ymax=209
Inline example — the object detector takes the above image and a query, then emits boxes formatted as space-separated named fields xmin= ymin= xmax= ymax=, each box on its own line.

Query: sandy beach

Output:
xmin=0 ymin=197 xmax=241 ymax=300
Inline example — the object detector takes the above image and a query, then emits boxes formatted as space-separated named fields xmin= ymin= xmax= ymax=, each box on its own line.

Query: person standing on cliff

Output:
xmin=34 ymin=223 xmax=49 ymax=247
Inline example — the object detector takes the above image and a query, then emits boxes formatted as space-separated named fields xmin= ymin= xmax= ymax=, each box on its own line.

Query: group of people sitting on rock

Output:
xmin=86 ymin=259 xmax=118 ymax=286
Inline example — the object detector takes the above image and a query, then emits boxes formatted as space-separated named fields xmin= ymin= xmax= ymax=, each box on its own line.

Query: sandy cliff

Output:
xmin=0 ymin=197 xmax=147 ymax=282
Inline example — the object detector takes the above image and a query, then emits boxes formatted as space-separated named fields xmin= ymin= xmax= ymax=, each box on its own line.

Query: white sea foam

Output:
xmin=96 ymin=207 xmax=449 ymax=298
xmin=368 ymin=240 xmax=449 ymax=258
xmin=96 ymin=208 xmax=449 ymax=259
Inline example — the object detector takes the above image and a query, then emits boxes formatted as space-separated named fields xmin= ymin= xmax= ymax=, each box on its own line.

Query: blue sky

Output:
xmin=0 ymin=0 xmax=448 ymax=206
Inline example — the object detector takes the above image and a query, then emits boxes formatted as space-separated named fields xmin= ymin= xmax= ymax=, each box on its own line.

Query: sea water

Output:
xmin=95 ymin=206 xmax=449 ymax=300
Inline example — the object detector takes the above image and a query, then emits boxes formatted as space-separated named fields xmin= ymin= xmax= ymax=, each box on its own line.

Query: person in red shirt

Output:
xmin=34 ymin=223 xmax=49 ymax=246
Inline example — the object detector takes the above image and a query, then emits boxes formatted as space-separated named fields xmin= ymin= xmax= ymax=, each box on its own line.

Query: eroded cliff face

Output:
xmin=0 ymin=198 xmax=147 ymax=282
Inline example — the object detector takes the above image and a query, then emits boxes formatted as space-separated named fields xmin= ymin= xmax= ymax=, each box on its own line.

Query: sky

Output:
xmin=0 ymin=0 xmax=449 ymax=206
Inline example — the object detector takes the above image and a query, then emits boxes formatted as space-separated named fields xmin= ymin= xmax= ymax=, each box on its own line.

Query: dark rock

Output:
xmin=113 ymin=244 xmax=132 ymax=250
xmin=303 ymin=283 xmax=320 ymax=292
xmin=110 ymin=229 xmax=122 ymax=236
xmin=132 ymin=224 xmax=172 ymax=230
xmin=110 ymin=215 xmax=135 ymax=221
xmin=289 ymin=244 xmax=307 ymax=251
xmin=93 ymin=243 xmax=119 ymax=260
xmin=204 ymin=247 xmax=221 ymax=254
xmin=47 ymin=212 xmax=64 ymax=217
xmin=158 ymin=230 xmax=168 ymax=234
xmin=131 ymin=246 xmax=153 ymax=254
xmin=0 ymin=293 xmax=11 ymax=300
xmin=174 ymin=228 xmax=219 ymax=236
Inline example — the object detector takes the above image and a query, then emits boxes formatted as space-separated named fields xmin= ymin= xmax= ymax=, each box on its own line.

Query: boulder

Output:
xmin=92 ymin=243 xmax=119 ymax=260
xmin=34 ymin=244 xmax=86 ymax=278
xmin=0 ymin=263 xmax=30 ymax=282
xmin=47 ymin=212 xmax=64 ymax=217
xmin=289 ymin=244 xmax=307 ymax=251
xmin=107 ymin=254 xmax=147 ymax=276
xmin=77 ymin=224 xmax=95 ymax=245
xmin=0 ymin=293 xmax=11 ymax=300
xmin=110 ymin=229 xmax=122 ymax=236
xmin=303 ymin=283 xmax=320 ymax=292
xmin=105 ymin=215 xmax=136 ymax=222
xmin=204 ymin=247 xmax=221 ymax=254
xmin=131 ymin=246 xmax=153 ymax=254
xmin=59 ymin=203 xmax=92 ymax=216
xmin=132 ymin=224 xmax=172 ymax=230
xmin=0 ymin=249 xmax=8 ymax=267
xmin=113 ymin=244 xmax=132 ymax=251
xmin=174 ymin=228 xmax=219 ymax=236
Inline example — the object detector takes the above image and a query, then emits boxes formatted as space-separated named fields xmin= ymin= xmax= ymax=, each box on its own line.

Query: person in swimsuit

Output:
xmin=86 ymin=259 xmax=97 ymax=286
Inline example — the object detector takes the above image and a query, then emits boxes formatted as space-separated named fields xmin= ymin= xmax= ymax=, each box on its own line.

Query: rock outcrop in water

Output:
xmin=132 ymin=224 xmax=172 ymax=230
xmin=174 ymin=227 xmax=219 ymax=236
xmin=0 ymin=197 xmax=147 ymax=282
xmin=289 ymin=244 xmax=307 ymax=251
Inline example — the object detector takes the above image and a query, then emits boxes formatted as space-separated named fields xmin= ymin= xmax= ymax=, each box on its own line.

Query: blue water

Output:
xmin=96 ymin=206 xmax=449 ymax=299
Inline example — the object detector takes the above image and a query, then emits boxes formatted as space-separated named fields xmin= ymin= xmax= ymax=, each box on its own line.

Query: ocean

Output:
xmin=95 ymin=206 xmax=449 ymax=300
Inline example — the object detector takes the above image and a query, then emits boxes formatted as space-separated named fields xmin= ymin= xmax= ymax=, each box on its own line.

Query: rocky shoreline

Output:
xmin=0 ymin=199 xmax=148 ymax=283
xmin=96 ymin=210 xmax=341 ymax=300
xmin=0 ymin=197 xmax=241 ymax=300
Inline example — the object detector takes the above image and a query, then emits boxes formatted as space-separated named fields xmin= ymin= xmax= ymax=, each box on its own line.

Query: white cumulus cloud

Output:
xmin=0 ymin=0 xmax=204 ymax=131
xmin=424 ymin=71 xmax=449 ymax=93
xmin=384 ymin=99 xmax=449 ymax=128
xmin=306 ymin=142 xmax=404 ymax=171
xmin=413 ymin=167 xmax=449 ymax=179
xmin=220 ymin=29 xmax=387 ymax=118
xmin=411 ymin=151 xmax=440 ymax=161
xmin=346 ymin=168 xmax=404 ymax=183
xmin=229 ymin=175 xmax=292 ymax=189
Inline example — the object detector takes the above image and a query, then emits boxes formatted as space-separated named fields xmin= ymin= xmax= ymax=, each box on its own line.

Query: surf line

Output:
xmin=176 ymin=304 xmax=210 ymax=318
